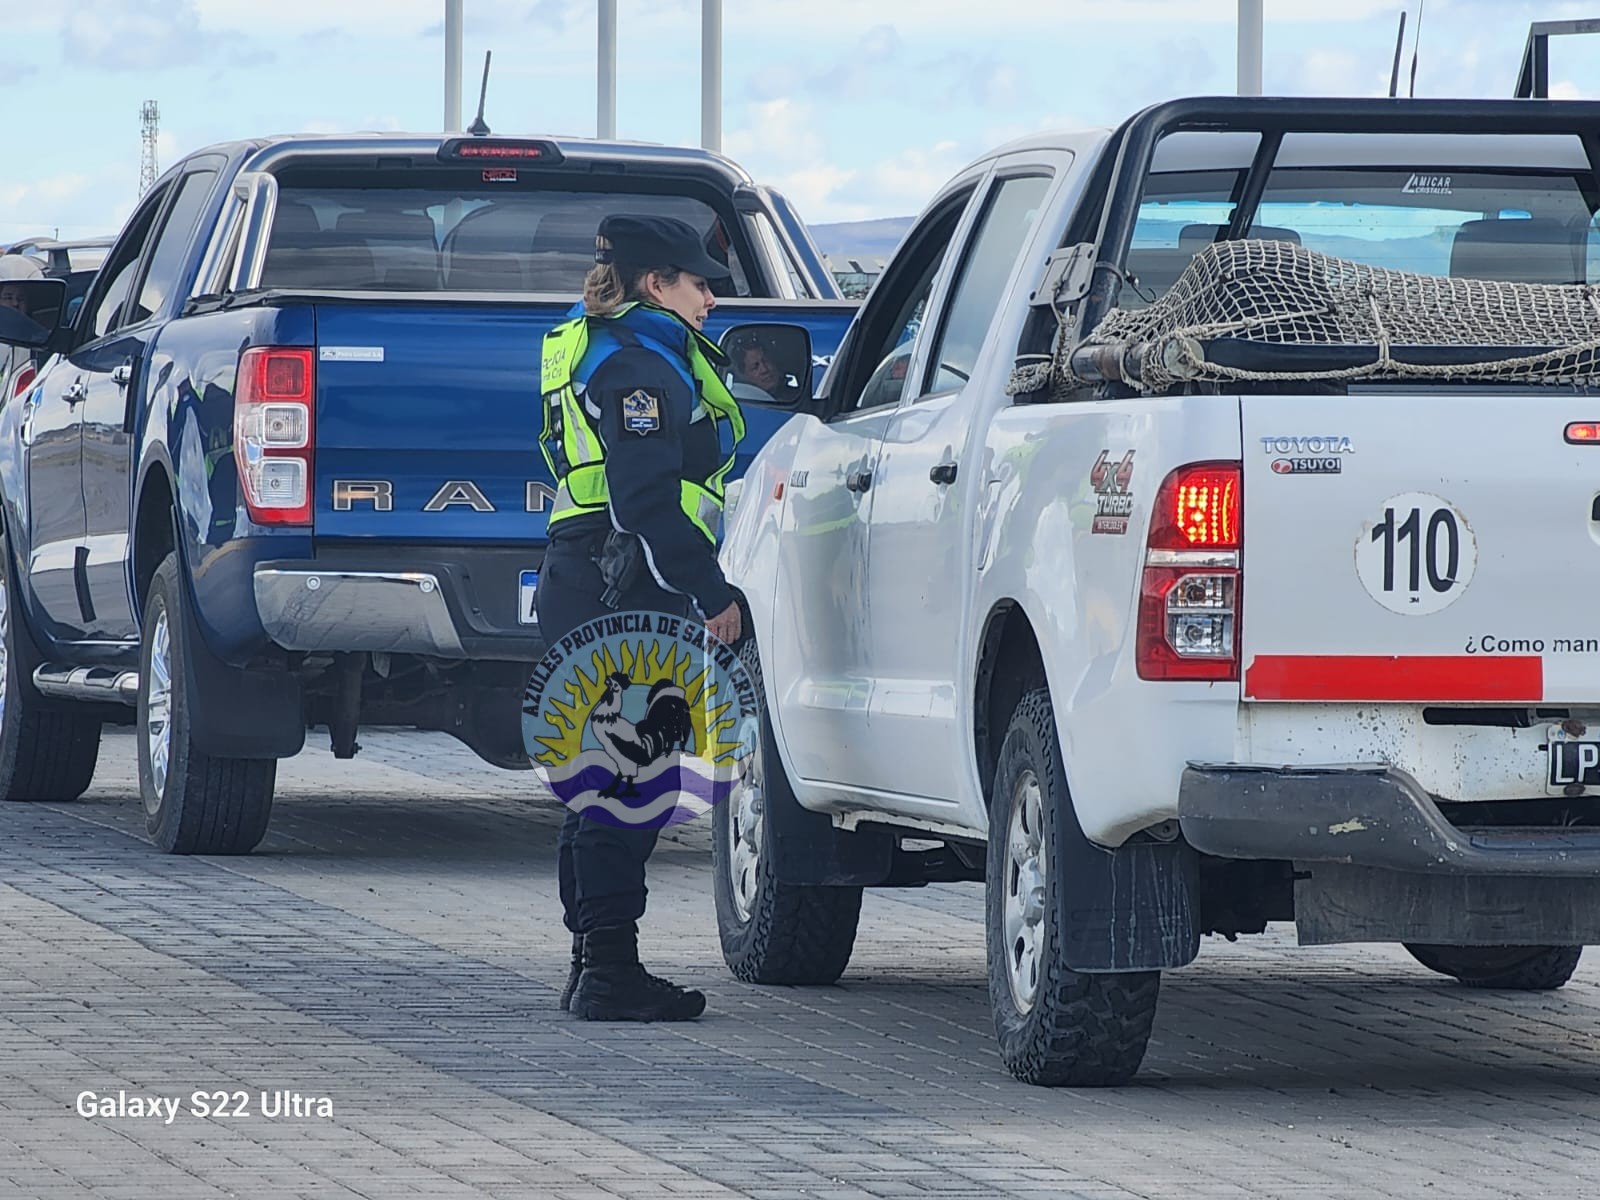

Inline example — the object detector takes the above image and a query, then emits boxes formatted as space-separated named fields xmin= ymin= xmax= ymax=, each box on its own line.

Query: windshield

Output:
xmin=1126 ymin=164 xmax=1600 ymax=306
xmin=258 ymin=176 xmax=754 ymax=296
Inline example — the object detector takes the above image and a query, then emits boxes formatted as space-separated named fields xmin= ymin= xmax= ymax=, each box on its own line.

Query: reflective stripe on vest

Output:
xmin=539 ymin=303 xmax=745 ymax=541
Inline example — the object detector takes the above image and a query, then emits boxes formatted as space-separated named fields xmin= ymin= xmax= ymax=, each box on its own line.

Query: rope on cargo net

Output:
xmin=1005 ymin=239 xmax=1600 ymax=396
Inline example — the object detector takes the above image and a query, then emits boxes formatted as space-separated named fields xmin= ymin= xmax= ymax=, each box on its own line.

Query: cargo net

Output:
xmin=1012 ymin=239 xmax=1600 ymax=396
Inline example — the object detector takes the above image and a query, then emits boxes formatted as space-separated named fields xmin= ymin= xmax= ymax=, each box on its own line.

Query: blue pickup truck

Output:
xmin=0 ymin=131 xmax=855 ymax=853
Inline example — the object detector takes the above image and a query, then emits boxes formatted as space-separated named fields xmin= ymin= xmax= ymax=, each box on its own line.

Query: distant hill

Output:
xmin=808 ymin=217 xmax=916 ymax=263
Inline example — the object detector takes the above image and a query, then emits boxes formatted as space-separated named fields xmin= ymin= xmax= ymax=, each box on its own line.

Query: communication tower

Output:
xmin=140 ymin=100 xmax=160 ymax=195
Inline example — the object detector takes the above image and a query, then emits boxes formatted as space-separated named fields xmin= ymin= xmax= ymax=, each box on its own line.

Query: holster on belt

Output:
xmin=596 ymin=530 xmax=644 ymax=609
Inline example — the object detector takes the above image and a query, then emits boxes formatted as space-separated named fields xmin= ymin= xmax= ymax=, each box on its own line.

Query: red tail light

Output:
xmin=1136 ymin=461 xmax=1242 ymax=681
xmin=234 ymin=347 xmax=314 ymax=526
xmin=10 ymin=363 xmax=36 ymax=402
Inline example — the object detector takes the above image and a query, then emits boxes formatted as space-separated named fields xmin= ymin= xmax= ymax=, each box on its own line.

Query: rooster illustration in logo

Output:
xmin=586 ymin=672 xmax=695 ymax=798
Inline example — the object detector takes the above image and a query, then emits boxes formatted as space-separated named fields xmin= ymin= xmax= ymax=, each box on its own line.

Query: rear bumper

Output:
xmin=255 ymin=569 xmax=466 ymax=657
xmin=253 ymin=547 xmax=545 ymax=661
xmin=1180 ymin=762 xmax=1600 ymax=876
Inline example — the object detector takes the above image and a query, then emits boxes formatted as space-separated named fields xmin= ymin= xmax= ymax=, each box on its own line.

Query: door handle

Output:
xmin=20 ymin=393 xmax=39 ymax=446
xmin=63 ymin=379 xmax=87 ymax=404
xmin=846 ymin=469 xmax=873 ymax=493
xmin=111 ymin=363 xmax=133 ymax=387
xmin=929 ymin=462 xmax=958 ymax=485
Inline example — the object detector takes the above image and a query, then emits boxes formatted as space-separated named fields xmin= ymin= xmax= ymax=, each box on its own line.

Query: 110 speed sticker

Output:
xmin=1354 ymin=492 xmax=1477 ymax=615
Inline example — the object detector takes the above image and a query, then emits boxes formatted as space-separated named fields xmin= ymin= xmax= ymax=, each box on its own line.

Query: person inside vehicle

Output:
xmin=728 ymin=331 xmax=801 ymax=403
xmin=536 ymin=213 xmax=747 ymax=1024
xmin=0 ymin=256 xmax=48 ymax=394
xmin=0 ymin=258 xmax=41 ymax=316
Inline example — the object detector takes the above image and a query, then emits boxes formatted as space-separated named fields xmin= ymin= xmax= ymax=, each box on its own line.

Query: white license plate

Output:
xmin=1549 ymin=739 xmax=1600 ymax=788
xmin=518 ymin=570 xmax=539 ymax=625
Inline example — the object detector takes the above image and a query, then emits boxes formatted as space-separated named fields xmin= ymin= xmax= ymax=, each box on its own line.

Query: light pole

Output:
xmin=598 ymin=0 xmax=617 ymax=139
xmin=1237 ymin=0 xmax=1263 ymax=96
xmin=702 ymin=0 xmax=722 ymax=152
xmin=444 ymin=0 xmax=463 ymax=129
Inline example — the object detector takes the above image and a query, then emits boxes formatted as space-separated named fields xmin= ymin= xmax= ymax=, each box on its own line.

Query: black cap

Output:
xmin=596 ymin=214 xmax=731 ymax=280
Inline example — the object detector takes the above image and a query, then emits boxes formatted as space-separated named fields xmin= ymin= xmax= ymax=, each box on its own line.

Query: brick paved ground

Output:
xmin=1 ymin=727 xmax=1598 ymax=1199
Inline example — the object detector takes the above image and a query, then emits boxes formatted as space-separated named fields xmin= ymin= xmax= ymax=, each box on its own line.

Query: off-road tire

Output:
xmin=0 ymin=525 xmax=100 ymax=801
xmin=1404 ymin=943 xmax=1583 ymax=990
xmin=138 ymin=553 xmax=276 ymax=854
xmin=987 ymin=689 xmax=1160 ymax=1087
xmin=713 ymin=638 xmax=862 ymax=984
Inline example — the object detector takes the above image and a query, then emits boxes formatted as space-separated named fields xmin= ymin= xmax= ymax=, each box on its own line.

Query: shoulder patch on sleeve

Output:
xmin=621 ymin=388 xmax=662 ymax=435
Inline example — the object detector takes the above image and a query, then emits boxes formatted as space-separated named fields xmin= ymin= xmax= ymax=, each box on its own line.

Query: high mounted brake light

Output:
xmin=234 ymin=346 xmax=314 ymax=526
xmin=437 ymin=137 xmax=564 ymax=164
xmin=1137 ymin=462 xmax=1242 ymax=681
xmin=1565 ymin=421 xmax=1600 ymax=443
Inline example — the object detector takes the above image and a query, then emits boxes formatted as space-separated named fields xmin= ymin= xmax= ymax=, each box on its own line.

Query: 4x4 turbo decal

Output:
xmin=1089 ymin=449 xmax=1135 ymax=535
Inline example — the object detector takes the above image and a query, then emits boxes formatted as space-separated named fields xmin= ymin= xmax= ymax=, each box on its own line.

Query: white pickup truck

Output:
xmin=710 ymin=96 xmax=1600 ymax=1087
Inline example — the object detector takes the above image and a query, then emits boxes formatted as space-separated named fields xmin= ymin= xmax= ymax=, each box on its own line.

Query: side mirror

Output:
xmin=718 ymin=322 xmax=813 ymax=409
xmin=0 ymin=279 xmax=67 ymax=348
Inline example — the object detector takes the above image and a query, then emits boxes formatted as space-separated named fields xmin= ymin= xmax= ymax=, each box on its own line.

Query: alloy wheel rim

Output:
xmin=145 ymin=608 xmax=173 ymax=806
xmin=1004 ymin=769 xmax=1047 ymax=1013
xmin=728 ymin=738 xmax=766 ymax=922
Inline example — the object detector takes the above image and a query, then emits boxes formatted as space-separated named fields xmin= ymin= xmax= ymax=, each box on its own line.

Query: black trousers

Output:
xmin=535 ymin=526 xmax=692 ymax=934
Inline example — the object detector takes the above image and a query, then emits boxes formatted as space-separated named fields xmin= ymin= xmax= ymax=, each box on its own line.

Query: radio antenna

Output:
xmin=468 ymin=50 xmax=493 ymax=136
xmin=1408 ymin=0 xmax=1426 ymax=99
xmin=1388 ymin=10 xmax=1408 ymax=98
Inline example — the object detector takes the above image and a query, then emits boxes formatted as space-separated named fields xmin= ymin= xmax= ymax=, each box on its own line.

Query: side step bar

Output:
xmin=32 ymin=664 xmax=139 ymax=705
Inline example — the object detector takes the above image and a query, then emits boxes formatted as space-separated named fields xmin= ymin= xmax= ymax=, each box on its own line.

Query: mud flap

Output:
xmin=769 ymin=790 xmax=895 ymax=887
xmin=180 ymin=574 xmax=304 ymax=760
xmin=1295 ymin=863 xmax=1600 ymax=946
xmin=1057 ymin=802 xmax=1202 ymax=973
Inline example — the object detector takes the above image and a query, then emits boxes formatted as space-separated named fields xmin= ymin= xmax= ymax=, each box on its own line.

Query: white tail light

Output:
xmin=234 ymin=347 xmax=314 ymax=525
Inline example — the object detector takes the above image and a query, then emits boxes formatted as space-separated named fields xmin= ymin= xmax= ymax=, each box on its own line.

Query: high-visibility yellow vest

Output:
xmin=539 ymin=302 xmax=745 ymax=541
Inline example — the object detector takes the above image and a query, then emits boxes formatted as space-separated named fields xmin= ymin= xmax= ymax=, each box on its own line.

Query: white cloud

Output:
xmin=63 ymin=0 xmax=269 ymax=72
xmin=725 ymin=97 xmax=862 ymax=218
xmin=1285 ymin=48 xmax=1392 ymax=97
xmin=719 ymin=0 xmax=1403 ymax=31
xmin=981 ymin=113 xmax=1099 ymax=151
xmin=181 ymin=0 xmax=1416 ymax=42
xmin=767 ymin=165 xmax=864 ymax=223
xmin=0 ymin=168 xmax=135 ymax=242
xmin=195 ymin=0 xmax=444 ymax=33
xmin=725 ymin=98 xmax=824 ymax=163
xmin=848 ymin=141 xmax=971 ymax=217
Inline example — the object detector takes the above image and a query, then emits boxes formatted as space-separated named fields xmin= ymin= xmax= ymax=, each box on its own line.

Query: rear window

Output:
xmin=1127 ymin=163 xmax=1600 ymax=306
xmin=258 ymin=177 xmax=754 ymax=296
xmin=63 ymin=244 xmax=110 ymax=273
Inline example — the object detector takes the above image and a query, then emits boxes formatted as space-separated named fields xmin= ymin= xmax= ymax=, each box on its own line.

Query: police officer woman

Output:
xmin=537 ymin=214 xmax=745 ymax=1022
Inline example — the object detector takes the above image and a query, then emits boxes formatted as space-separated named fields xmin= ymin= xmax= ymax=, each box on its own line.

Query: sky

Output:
xmin=6 ymin=0 xmax=1600 ymax=243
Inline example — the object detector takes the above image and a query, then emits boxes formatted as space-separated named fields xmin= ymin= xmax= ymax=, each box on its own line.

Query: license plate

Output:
xmin=518 ymin=570 xmax=539 ymax=626
xmin=1548 ymin=739 xmax=1600 ymax=787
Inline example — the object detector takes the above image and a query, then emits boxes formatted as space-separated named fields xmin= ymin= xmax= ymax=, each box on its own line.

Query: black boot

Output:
xmin=571 ymin=923 xmax=706 ymax=1022
xmin=559 ymin=932 xmax=584 ymax=1013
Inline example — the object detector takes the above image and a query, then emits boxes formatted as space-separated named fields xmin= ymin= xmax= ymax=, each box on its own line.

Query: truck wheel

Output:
xmin=138 ymin=553 xmax=276 ymax=854
xmin=987 ymin=689 xmax=1160 ymax=1087
xmin=713 ymin=639 xmax=862 ymax=984
xmin=0 ymin=528 xmax=101 ymax=801
xmin=1404 ymin=943 xmax=1582 ymax=990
